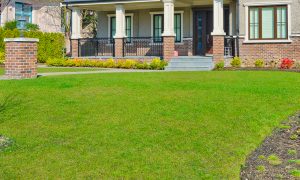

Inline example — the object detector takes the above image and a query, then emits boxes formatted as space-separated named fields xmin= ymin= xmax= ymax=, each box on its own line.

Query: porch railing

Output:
xmin=224 ymin=36 xmax=238 ymax=57
xmin=124 ymin=37 xmax=163 ymax=57
xmin=78 ymin=38 xmax=114 ymax=57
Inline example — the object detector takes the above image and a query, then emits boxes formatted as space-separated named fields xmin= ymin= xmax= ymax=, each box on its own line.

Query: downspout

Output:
xmin=236 ymin=0 xmax=240 ymax=57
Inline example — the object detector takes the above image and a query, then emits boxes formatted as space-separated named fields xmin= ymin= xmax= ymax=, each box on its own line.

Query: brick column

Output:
xmin=4 ymin=38 xmax=39 ymax=79
xmin=71 ymin=39 xmax=79 ymax=57
xmin=212 ymin=35 xmax=225 ymax=63
xmin=163 ymin=36 xmax=175 ymax=61
xmin=114 ymin=38 xmax=124 ymax=57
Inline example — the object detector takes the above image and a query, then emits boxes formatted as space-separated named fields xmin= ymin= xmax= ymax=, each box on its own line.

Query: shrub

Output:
xmin=0 ymin=52 xmax=5 ymax=65
xmin=25 ymin=23 xmax=40 ymax=31
xmin=267 ymin=154 xmax=282 ymax=166
xmin=230 ymin=57 xmax=242 ymax=68
xmin=280 ymin=58 xmax=294 ymax=69
xmin=3 ymin=21 xmax=17 ymax=30
xmin=215 ymin=61 xmax=225 ymax=70
xmin=123 ymin=60 xmax=137 ymax=69
xmin=136 ymin=62 xmax=150 ymax=69
xmin=103 ymin=59 xmax=115 ymax=68
xmin=150 ymin=58 xmax=168 ymax=70
xmin=46 ymin=58 xmax=66 ymax=66
xmin=295 ymin=61 xmax=300 ymax=69
xmin=254 ymin=59 xmax=264 ymax=68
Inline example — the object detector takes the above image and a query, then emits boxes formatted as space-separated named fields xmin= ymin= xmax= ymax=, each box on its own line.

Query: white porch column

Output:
xmin=212 ymin=0 xmax=225 ymax=35
xmin=114 ymin=4 xmax=126 ymax=38
xmin=162 ymin=0 xmax=175 ymax=36
xmin=71 ymin=8 xmax=81 ymax=39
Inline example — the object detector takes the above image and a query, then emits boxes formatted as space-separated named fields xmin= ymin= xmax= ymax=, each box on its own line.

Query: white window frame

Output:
xmin=107 ymin=13 xmax=134 ymax=39
xmin=244 ymin=1 xmax=292 ymax=43
xmin=150 ymin=11 xmax=184 ymax=44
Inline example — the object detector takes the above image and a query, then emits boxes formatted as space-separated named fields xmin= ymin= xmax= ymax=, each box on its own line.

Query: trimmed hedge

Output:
xmin=0 ymin=28 xmax=65 ymax=63
xmin=46 ymin=58 xmax=168 ymax=70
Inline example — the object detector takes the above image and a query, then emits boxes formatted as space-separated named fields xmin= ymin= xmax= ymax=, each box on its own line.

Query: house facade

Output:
xmin=62 ymin=0 xmax=300 ymax=66
xmin=0 ymin=0 xmax=62 ymax=32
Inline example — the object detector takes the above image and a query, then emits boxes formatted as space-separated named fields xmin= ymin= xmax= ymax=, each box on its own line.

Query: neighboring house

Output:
xmin=62 ymin=0 xmax=300 ymax=68
xmin=0 ymin=0 xmax=62 ymax=32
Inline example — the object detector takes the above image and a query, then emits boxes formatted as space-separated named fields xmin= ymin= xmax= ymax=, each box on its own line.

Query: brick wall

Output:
xmin=163 ymin=36 xmax=175 ymax=61
xmin=71 ymin=39 xmax=79 ymax=57
xmin=212 ymin=35 xmax=225 ymax=63
xmin=114 ymin=38 xmax=124 ymax=57
xmin=5 ymin=40 xmax=38 ymax=79
xmin=239 ymin=36 xmax=300 ymax=67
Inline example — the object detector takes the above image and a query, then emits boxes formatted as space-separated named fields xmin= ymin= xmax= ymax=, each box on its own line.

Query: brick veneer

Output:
xmin=114 ymin=38 xmax=124 ymax=57
xmin=239 ymin=36 xmax=300 ymax=67
xmin=163 ymin=36 xmax=175 ymax=61
xmin=212 ymin=35 xmax=225 ymax=63
xmin=71 ymin=39 xmax=79 ymax=57
xmin=4 ymin=38 xmax=38 ymax=79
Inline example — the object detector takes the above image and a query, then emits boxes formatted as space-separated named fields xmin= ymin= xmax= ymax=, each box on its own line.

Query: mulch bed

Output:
xmin=241 ymin=112 xmax=300 ymax=179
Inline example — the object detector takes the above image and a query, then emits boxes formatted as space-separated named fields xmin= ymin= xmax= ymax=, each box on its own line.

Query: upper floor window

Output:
xmin=15 ymin=2 xmax=32 ymax=29
xmin=249 ymin=5 xmax=287 ymax=40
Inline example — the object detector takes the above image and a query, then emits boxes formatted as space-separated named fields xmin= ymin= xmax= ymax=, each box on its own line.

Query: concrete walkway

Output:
xmin=0 ymin=69 xmax=164 ymax=80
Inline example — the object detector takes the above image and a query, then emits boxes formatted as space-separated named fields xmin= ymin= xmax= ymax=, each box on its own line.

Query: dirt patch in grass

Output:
xmin=241 ymin=112 xmax=300 ymax=179
xmin=0 ymin=135 xmax=13 ymax=151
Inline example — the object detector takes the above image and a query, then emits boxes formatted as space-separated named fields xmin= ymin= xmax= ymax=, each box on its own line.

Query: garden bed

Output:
xmin=221 ymin=67 xmax=300 ymax=72
xmin=241 ymin=112 xmax=300 ymax=179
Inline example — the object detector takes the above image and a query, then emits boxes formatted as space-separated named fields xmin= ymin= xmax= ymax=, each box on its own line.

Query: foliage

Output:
xmin=25 ymin=23 xmax=40 ymax=31
xmin=288 ymin=149 xmax=297 ymax=156
xmin=230 ymin=57 xmax=242 ymax=68
xmin=267 ymin=154 xmax=282 ymax=166
xmin=254 ymin=59 xmax=264 ymax=68
xmin=0 ymin=52 xmax=5 ymax=65
xmin=46 ymin=58 xmax=167 ymax=70
xmin=150 ymin=58 xmax=168 ymax=70
xmin=256 ymin=165 xmax=266 ymax=172
xmin=3 ymin=21 xmax=17 ymax=30
xmin=280 ymin=58 xmax=294 ymax=69
xmin=288 ymin=159 xmax=300 ymax=165
xmin=215 ymin=61 xmax=225 ymax=70
xmin=289 ymin=169 xmax=300 ymax=177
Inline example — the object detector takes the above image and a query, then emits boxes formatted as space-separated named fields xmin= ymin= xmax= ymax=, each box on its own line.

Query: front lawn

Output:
xmin=0 ymin=67 xmax=104 ymax=75
xmin=0 ymin=71 xmax=300 ymax=179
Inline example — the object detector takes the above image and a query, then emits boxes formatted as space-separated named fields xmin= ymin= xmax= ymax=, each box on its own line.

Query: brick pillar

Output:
xmin=212 ymin=35 xmax=225 ymax=63
xmin=114 ymin=38 xmax=124 ymax=57
xmin=163 ymin=36 xmax=175 ymax=61
xmin=4 ymin=38 xmax=39 ymax=79
xmin=71 ymin=39 xmax=79 ymax=58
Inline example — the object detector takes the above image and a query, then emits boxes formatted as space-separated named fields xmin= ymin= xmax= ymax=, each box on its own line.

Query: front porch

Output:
xmin=65 ymin=0 xmax=238 ymax=62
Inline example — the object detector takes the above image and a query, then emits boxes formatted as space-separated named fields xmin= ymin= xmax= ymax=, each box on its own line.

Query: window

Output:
xmin=109 ymin=15 xmax=132 ymax=42
xmin=249 ymin=6 xmax=287 ymax=40
xmin=152 ymin=13 xmax=182 ymax=43
xmin=15 ymin=2 xmax=32 ymax=29
xmin=153 ymin=14 xmax=163 ymax=42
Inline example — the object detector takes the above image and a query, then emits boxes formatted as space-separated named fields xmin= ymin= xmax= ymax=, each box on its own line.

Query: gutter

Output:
xmin=61 ymin=0 xmax=160 ymax=6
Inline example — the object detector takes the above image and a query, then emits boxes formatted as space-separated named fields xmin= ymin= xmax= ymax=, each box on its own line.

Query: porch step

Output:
xmin=165 ymin=56 xmax=214 ymax=71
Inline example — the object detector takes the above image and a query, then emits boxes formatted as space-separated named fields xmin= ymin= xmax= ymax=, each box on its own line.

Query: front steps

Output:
xmin=165 ymin=56 xmax=214 ymax=71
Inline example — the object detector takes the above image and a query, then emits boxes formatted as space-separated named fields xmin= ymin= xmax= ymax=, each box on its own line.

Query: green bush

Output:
xmin=46 ymin=58 xmax=66 ymax=66
xmin=103 ymin=59 xmax=115 ymax=68
xmin=150 ymin=58 xmax=168 ymax=70
xmin=3 ymin=21 xmax=17 ymax=30
xmin=254 ymin=59 xmax=265 ymax=68
xmin=230 ymin=57 xmax=242 ymax=68
xmin=26 ymin=23 xmax=40 ymax=31
xmin=0 ymin=52 xmax=5 ymax=65
xmin=215 ymin=61 xmax=225 ymax=70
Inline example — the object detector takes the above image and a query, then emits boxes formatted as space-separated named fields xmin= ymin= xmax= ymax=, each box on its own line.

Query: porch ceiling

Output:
xmin=64 ymin=0 xmax=234 ymax=11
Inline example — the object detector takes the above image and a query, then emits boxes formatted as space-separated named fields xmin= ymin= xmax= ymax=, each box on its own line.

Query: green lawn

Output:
xmin=0 ymin=67 xmax=104 ymax=75
xmin=0 ymin=71 xmax=300 ymax=179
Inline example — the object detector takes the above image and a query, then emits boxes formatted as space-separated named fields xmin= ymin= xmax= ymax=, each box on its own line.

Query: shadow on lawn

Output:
xmin=0 ymin=93 xmax=21 ymax=123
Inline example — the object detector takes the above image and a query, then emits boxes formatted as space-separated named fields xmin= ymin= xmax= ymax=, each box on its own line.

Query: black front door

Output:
xmin=193 ymin=10 xmax=213 ymax=56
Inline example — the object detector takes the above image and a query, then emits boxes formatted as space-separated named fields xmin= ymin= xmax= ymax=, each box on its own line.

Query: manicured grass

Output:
xmin=0 ymin=67 xmax=104 ymax=75
xmin=0 ymin=71 xmax=300 ymax=179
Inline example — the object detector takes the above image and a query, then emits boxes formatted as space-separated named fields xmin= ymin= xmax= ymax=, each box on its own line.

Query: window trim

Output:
xmin=248 ymin=5 xmax=288 ymax=40
xmin=150 ymin=11 xmax=184 ymax=43
xmin=107 ymin=13 xmax=134 ymax=39
xmin=244 ymin=1 xmax=292 ymax=43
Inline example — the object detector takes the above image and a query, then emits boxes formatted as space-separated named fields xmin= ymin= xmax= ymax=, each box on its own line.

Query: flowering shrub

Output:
xmin=280 ymin=58 xmax=294 ymax=69
xmin=230 ymin=57 xmax=242 ymax=68
xmin=46 ymin=58 xmax=168 ymax=70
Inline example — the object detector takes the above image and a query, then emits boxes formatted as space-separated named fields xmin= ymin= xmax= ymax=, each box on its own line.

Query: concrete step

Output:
xmin=165 ymin=66 xmax=213 ymax=71
xmin=165 ymin=56 xmax=214 ymax=71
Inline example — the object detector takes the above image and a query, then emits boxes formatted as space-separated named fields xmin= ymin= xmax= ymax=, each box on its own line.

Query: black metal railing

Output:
xmin=224 ymin=36 xmax=238 ymax=57
xmin=124 ymin=37 xmax=163 ymax=57
xmin=78 ymin=38 xmax=114 ymax=57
